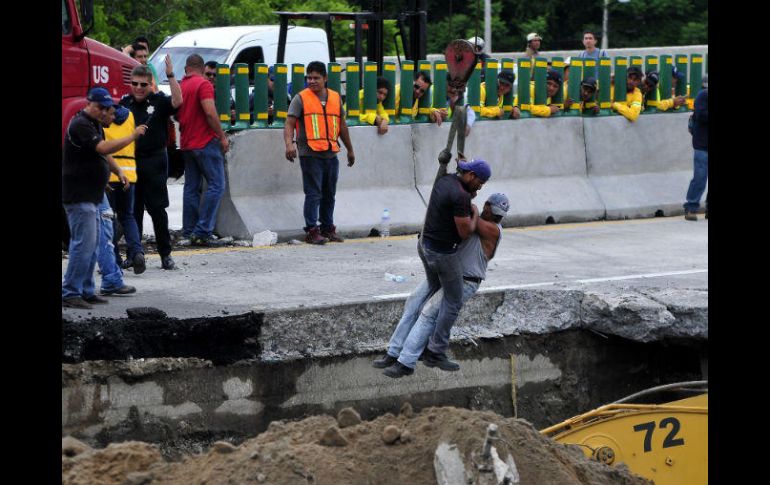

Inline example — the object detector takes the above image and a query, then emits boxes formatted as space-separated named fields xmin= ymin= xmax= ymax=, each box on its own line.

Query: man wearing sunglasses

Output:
xmin=119 ymin=55 xmax=182 ymax=269
xmin=63 ymin=88 xmax=147 ymax=309
xmin=394 ymin=71 xmax=434 ymax=120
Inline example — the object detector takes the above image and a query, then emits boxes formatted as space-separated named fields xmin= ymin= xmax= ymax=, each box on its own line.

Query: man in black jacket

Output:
xmin=684 ymin=75 xmax=708 ymax=221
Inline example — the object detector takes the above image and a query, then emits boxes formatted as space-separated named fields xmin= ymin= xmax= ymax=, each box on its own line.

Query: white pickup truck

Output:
xmin=149 ymin=25 xmax=330 ymax=96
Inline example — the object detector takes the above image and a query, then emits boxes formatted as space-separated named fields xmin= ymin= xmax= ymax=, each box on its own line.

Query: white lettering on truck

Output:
xmin=92 ymin=66 xmax=109 ymax=84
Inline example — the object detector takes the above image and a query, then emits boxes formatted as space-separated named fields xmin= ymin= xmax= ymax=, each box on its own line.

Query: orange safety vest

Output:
xmin=299 ymin=88 xmax=341 ymax=153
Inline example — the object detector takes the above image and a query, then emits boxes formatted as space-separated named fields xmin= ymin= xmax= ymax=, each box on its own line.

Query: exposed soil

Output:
xmin=63 ymin=406 xmax=651 ymax=485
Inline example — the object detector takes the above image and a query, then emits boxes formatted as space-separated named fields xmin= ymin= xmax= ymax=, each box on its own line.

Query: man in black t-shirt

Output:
xmin=120 ymin=58 xmax=182 ymax=270
xmin=416 ymin=158 xmax=490 ymax=371
xmin=62 ymin=87 xmax=147 ymax=309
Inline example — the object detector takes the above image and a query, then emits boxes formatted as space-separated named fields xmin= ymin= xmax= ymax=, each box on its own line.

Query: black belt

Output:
xmin=421 ymin=236 xmax=458 ymax=254
xmin=463 ymin=276 xmax=482 ymax=284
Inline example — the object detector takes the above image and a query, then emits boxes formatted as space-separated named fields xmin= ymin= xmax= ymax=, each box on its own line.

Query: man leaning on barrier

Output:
xmin=284 ymin=61 xmax=356 ymax=245
xmin=611 ymin=65 xmax=643 ymax=122
xmin=480 ymin=71 xmax=520 ymax=119
xmin=640 ymin=71 xmax=687 ymax=112
xmin=528 ymin=69 xmax=564 ymax=117
xmin=395 ymin=70 xmax=437 ymax=121
xmin=358 ymin=76 xmax=391 ymax=135
xmin=564 ymin=77 xmax=600 ymax=115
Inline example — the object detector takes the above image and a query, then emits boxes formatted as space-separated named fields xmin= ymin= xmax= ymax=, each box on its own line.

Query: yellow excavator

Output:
xmin=541 ymin=381 xmax=707 ymax=485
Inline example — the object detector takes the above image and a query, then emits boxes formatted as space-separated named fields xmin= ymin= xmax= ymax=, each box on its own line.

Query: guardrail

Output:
xmin=214 ymin=52 xmax=707 ymax=131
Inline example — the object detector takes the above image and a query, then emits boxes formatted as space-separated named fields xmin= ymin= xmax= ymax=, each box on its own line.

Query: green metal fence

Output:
xmin=211 ymin=53 xmax=707 ymax=131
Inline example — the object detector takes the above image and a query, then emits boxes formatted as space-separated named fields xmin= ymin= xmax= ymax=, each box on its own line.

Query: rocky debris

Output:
xmin=63 ymin=407 xmax=652 ymax=485
xmin=400 ymin=402 xmax=414 ymax=418
xmin=336 ymin=407 xmax=362 ymax=428
xmin=319 ymin=426 xmax=348 ymax=447
xmin=382 ymin=425 xmax=401 ymax=445
xmin=62 ymin=357 xmax=212 ymax=384
xmin=62 ymin=436 xmax=91 ymax=458
xmin=62 ymin=440 xmax=162 ymax=485
xmin=123 ymin=471 xmax=154 ymax=485
xmin=210 ymin=441 xmax=236 ymax=454
xmin=126 ymin=307 xmax=167 ymax=320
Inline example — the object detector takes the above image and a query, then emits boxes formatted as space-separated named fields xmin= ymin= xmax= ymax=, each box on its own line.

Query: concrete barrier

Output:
xmin=412 ymin=118 xmax=605 ymax=226
xmin=584 ymin=113 xmax=698 ymax=219
xmin=216 ymin=112 xmax=701 ymax=239
xmin=216 ymin=124 xmax=424 ymax=240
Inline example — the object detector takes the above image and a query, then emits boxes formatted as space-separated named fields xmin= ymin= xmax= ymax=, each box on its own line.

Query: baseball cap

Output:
xmin=546 ymin=69 xmax=563 ymax=85
xmin=486 ymin=193 xmax=510 ymax=216
xmin=468 ymin=36 xmax=485 ymax=50
xmin=581 ymin=77 xmax=597 ymax=90
xmin=526 ymin=33 xmax=542 ymax=42
xmin=497 ymin=71 xmax=515 ymax=85
xmin=645 ymin=71 xmax=660 ymax=85
xmin=267 ymin=65 xmax=276 ymax=81
xmin=87 ymin=87 xmax=115 ymax=108
xmin=458 ymin=159 xmax=491 ymax=182
xmin=627 ymin=66 xmax=642 ymax=77
xmin=113 ymin=105 xmax=130 ymax=124
xmin=672 ymin=66 xmax=685 ymax=81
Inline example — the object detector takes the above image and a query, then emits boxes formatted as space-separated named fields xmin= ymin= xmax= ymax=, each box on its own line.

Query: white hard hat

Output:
xmin=526 ymin=32 xmax=542 ymax=42
xmin=468 ymin=36 xmax=485 ymax=49
xmin=565 ymin=56 xmax=572 ymax=65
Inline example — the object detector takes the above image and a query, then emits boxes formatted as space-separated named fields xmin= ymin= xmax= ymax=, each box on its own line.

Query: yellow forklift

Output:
xmin=541 ymin=381 xmax=707 ymax=485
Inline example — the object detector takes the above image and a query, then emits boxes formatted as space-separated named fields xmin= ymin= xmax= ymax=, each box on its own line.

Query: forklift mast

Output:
xmin=275 ymin=0 xmax=427 ymax=79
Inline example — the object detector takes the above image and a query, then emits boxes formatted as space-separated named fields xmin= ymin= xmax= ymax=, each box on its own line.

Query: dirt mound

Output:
xmin=62 ymin=406 xmax=651 ymax=485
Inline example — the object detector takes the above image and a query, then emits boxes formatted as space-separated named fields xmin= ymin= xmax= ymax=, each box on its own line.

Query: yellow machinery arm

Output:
xmin=541 ymin=382 xmax=707 ymax=485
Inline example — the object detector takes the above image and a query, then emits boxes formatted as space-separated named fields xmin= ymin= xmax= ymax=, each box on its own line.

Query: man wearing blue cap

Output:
xmin=62 ymin=87 xmax=147 ymax=309
xmin=375 ymin=191 xmax=510 ymax=378
xmin=402 ymin=158 xmax=489 ymax=371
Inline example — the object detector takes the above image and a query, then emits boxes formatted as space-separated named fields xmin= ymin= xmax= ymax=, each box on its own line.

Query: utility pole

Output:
xmin=602 ymin=0 xmax=630 ymax=50
xmin=484 ymin=0 xmax=492 ymax=54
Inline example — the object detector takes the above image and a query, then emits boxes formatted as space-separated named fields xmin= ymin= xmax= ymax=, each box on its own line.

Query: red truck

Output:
xmin=61 ymin=0 xmax=138 ymax=143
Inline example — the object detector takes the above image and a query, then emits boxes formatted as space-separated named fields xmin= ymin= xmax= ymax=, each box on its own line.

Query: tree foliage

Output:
xmin=90 ymin=0 xmax=707 ymax=56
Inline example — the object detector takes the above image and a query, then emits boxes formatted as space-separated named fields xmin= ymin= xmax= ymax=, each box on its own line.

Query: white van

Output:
xmin=149 ymin=25 xmax=330 ymax=95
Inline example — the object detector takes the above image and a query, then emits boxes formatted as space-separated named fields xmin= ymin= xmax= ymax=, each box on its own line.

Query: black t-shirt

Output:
xmin=120 ymin=92 xmax=175 ymax=156
xmin=423 ymin=174 xmax=472 ymax=245
xmin=62 ymin=110 xmax=109 ymax=205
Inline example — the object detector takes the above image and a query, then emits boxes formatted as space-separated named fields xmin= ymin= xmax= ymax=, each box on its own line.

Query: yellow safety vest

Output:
xmin=104 ymin=111 xmax=137 ymax=183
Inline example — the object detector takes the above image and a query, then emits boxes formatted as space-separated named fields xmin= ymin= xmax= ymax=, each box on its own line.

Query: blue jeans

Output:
xmin=684 ymin=149 xmax=708 ymax=213
xmin=387 ymin=280 xmax=438 ymax=358
xmin=398 ymin=280 xmax=480 ymax=369
xmin=108 ymin=183 xmax=143 ymax=263
xmin=183 ymin=138 xmax=225 ymax=238
xmin=418 ymin=241 xmax=465 ymax=355
xmin=300 ymin=155 xmax=339 ymax=231
xmin=62 ymin=202 xmax=99 ymax=300
xmin=97 ymin=194 xmax=125 ymax=292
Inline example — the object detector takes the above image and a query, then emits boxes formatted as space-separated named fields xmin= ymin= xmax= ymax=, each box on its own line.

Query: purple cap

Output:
xmin=458 ymin=159 xmax=491 ymax=182
xmin=87 ymin=87 xmax=115 ymax=108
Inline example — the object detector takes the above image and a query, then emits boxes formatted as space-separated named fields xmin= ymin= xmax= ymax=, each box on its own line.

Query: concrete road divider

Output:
xmin=217 ymin=124 xmax=424 ymax=240
xmin=412 ymin=118 xmax=605 ymax=226
xmin=584 ymin=113 xmax=696 ymax=219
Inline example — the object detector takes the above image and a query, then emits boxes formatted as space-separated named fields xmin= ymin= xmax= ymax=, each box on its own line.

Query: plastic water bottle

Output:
xmin=381 ymin=208 xmax=391 ymax=237
xmin=384 ymin=272 xmax=407 ymax=283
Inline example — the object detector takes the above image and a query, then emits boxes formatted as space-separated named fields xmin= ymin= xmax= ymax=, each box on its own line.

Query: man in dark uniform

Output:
xmin=120 ymin=55 xmax=182 ymax=270
xmin=413 ymin=159 xmax=489 ymax=371
xmin=62 ymin=87 xmax=146 ymax=309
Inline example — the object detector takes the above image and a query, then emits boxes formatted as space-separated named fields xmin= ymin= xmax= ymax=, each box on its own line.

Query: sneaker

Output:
xmin=383 ymin=362 xmax=415 ymax=378
xmin=83 ymin=294 xmax=109 ymax=304
xmin=422 ymin=349 xmax=460 ymax=372
xmin=132 ymin=253 xmax=146 ymax=274
xmin=372 ymin=354 xmax=398 ymax=369
xmin=684 ymin=211 xmax=698 ymax=221
xmin=191 ymin=235 xmax=230 ymax=247
xmin=305 ymin=227 xmax=328 ymax=245
xmin=161 ymin=255 xmax=176 ymax=270
xmin=101 ymin=285 xmax=137 ymax=296
xmin=321 ymin=225 xmax=344 ymax=243
xmin=62 ymin=297 xmax=93 ymax=309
